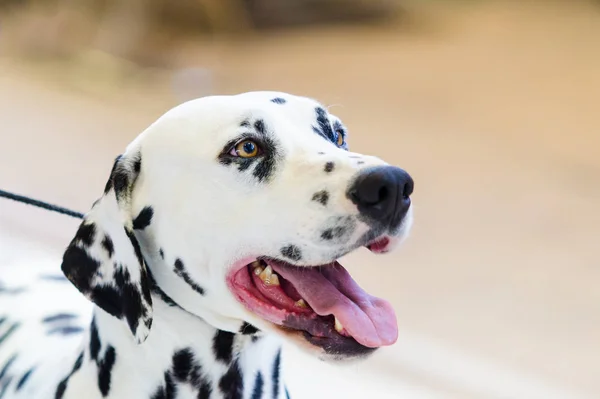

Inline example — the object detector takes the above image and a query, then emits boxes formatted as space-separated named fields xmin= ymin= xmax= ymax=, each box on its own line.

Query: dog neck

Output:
xmin=60 ymin=291 xmax=287 ymax=399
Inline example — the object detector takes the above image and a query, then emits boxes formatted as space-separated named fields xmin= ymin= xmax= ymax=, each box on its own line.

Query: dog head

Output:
xmin=61 ymin=92 xmax=414 ymax=361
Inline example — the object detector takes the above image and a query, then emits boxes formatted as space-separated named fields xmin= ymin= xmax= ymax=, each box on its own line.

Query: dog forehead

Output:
xmin=129 ymin=92 xmax=339 ymax=160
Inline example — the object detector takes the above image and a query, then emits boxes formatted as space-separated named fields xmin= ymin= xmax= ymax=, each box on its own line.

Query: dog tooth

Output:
xmin=259 ymin=265 xmax=273 ymax=282
xmin=253 ymin=266 xmax=264 ymax=276
xmin=334 ymin=317 xmax=344 ymax=333
xmin=295 ymin=299 xmax=307 ymax=308
xmin=267 ymin=273 xmax=280 ymax=286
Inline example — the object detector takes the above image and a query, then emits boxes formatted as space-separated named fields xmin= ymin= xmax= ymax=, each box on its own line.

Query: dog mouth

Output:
xmin=228 ymin=236 xmax=398 ymax=355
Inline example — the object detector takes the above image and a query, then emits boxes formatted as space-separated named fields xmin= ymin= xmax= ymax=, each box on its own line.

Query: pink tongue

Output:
xmin=270 ymin=261 xmax=398 ymax=348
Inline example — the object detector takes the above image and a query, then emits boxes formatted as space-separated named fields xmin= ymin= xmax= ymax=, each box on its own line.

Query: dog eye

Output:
xmin=336 ymin=132 xmax=344 ymax=147
xmin=231 ymin=139 xmax=261 ymax=158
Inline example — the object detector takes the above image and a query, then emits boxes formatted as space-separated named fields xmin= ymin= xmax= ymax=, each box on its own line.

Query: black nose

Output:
xmin=347 ymin=166 xmax=414 ymax=226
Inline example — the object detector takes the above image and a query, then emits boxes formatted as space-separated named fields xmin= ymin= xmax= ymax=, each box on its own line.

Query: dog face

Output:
xmin=61 ymin=92 xmax=414 ymax=361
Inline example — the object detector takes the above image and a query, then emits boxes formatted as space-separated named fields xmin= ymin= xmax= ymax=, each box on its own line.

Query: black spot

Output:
xmin=97 ymin=346 xmax=116 ymax=397
xmin=101 ymin=235 xmax=114 ymax=258
xmin=62 ymin=245 xmax=100 ymax=294
xmin=0 ymin=322 xmax=19 ymax=346
xmin=159 ymin=249 xmax=164 ymax=259
xmin=240 ymin=120 xmax=251 ymax=128
xmin=271 ymin=97 xmax=286 ymax=104
xmin=47 ymin=326 xmax=85 ymax=336
xmin=0 ymin=317 xmax=5 ymax=329
xmin=174 ymin=259 xmax=205 ymax=295
xmin=90 ymin=286 xmax=122 ymax=320
xmin=321 ymin=229 xmax=334 ymax=240
xmin=313 ymin=107 xmax=335 ymax=143
xmin=321 ymin=226 xmax=346 ymax=241
xmin=90 ymin=317 xmax=101 ymax=361
xmin=251 ymin=372 xmax=264 ymax=399
xmin=42 ymin=313 xmax=78 ymax=324
xmin=213 ymin=330 xmax=235 ymax=364
xmin=254 ymin=119 xmax=266 ymax=135
xmin=317 ymin=151 xmax=325 ymax=155
xmin=104 ymin=156 xmax=122 ymax=194
xmin=0 ymin=354 xmax=17 ymax=381
xmin=324 ymin=162 xmax=335 ymax=173
xmin=74 ymin=223 xmax=96 ymax=247
xmin=280 ymin=245 xmax=302 ymax=262
xmin=125 ymin=228 xmax=144 ymax=267
xmin=237 ymin=158 xmax=254 ymax=172
xmin=112 ymin=267 xmax=148 ymax=336
xmin=311 ymin=190 xmax=329 ymax=206
xmin=133 ymin=206 xmax=154 ymax=230
xmin=55 ymin=351 xmax=84 ymax=399
xmin=133 ymin=154 xmax=142 ymax=174
xmin=16 ymin=367 xmax=35 ymax=390
xmin=172 ymin=349 xmax=194 ymax=382
xmin=272 ymin=349 xmax=282 ymax=399
xmin=286 ymin=386 xmax=291 ymax=399
xmin=239 ymin=322 xmax=259 ymax=335
xmin=150 ymin=372 xmax=177 ymax=399
xmin=219 ymin=360 xmax=243 ymax=399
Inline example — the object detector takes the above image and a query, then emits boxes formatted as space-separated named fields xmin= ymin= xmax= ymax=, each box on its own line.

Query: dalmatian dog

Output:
xmin=0 ymin=91 xmax=414 ymax=398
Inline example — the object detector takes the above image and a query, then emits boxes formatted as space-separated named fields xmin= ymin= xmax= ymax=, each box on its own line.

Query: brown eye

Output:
xmin=336 ymin=133 xmax=344 ymax=147
xmin=233 ymin=139 xmax=260 ymax=158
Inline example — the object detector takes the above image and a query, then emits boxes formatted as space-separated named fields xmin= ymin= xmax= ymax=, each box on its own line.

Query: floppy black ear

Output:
xmin=61 ymin=153 xmax=153 ymax=343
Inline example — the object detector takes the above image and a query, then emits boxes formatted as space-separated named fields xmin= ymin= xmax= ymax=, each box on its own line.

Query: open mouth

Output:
xmin=228 ymin=236 xmax=398 ymax=356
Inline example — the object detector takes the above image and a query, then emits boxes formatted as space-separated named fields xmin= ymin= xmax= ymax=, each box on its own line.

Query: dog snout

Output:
xmin=347 ymin=166 xmax=414 ymax=226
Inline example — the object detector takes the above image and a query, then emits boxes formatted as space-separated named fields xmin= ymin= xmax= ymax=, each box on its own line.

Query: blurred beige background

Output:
xmin=0 ymin=1 xmax=599 ymax=398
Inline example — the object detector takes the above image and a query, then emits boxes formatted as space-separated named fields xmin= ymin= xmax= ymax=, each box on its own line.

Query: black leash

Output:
xmin=0 ymin=189 xmax=84 ymax=219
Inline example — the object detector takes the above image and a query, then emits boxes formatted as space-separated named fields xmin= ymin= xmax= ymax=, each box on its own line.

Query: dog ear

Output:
xmin=61 ymin=153 xmax=153 ymax=344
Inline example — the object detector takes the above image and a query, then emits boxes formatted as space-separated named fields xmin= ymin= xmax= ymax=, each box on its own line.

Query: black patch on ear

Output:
xmin=313 ymin=107 xmax=335 ymax=143
xmin=101 ymin=235 xmax=114 ymax=258
xmin=97 ymin=346 xmax=116 ymax=396
xmin=0 ymin=322 xmax=20 ymax=346
xmin=16 ymin=367 xmax=35 ymax=391
xmin=112 ymin=267 xmax=150 ymax=334
xmin=133 ymin=206 xmax=154 ymax=230
xmin=251 ymin=372 xmax=264 ymax=399
xmin=213 ymin=330 xmax=235 ymax=364
xmin=219 ymin=360 xmax=243 ymax=399
xmin=62 ymin=245 xmax=100 ymax=295
xmin=280 ymin=245 xmax=302 ymax=262
xmin=311 ymin=190 xmax=329 ymax=206
xmin=133 ymin=155 xmax=142 ymax=174
xmin=159 ymin=249 xmax=164 ymax=259
xmin=272 ymin=349 xmax=282 ymax=399
xmin=47 ymin=326 xmax=84 ymax=336
xmin=254 ymin=119 xmax=266 ymax=135
xmin=324 ymin=162 xmax=335 ymax=173
xmin=55 ymin=351 xmax=84 ymax=399
xmin=42 ymin=313 xmax=78 ymax=324
xmin=271 ymin=97 xmax=286 ymax=104
xmin=74 ymin=223 xmax=96 ymax=247
xmin=104 ymin=156 xmax=121 ymax=194
xmin=239 ymin=322 xmax=260 ymax=335
xmin=174 ymin=258 xmax=205 ymax=295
